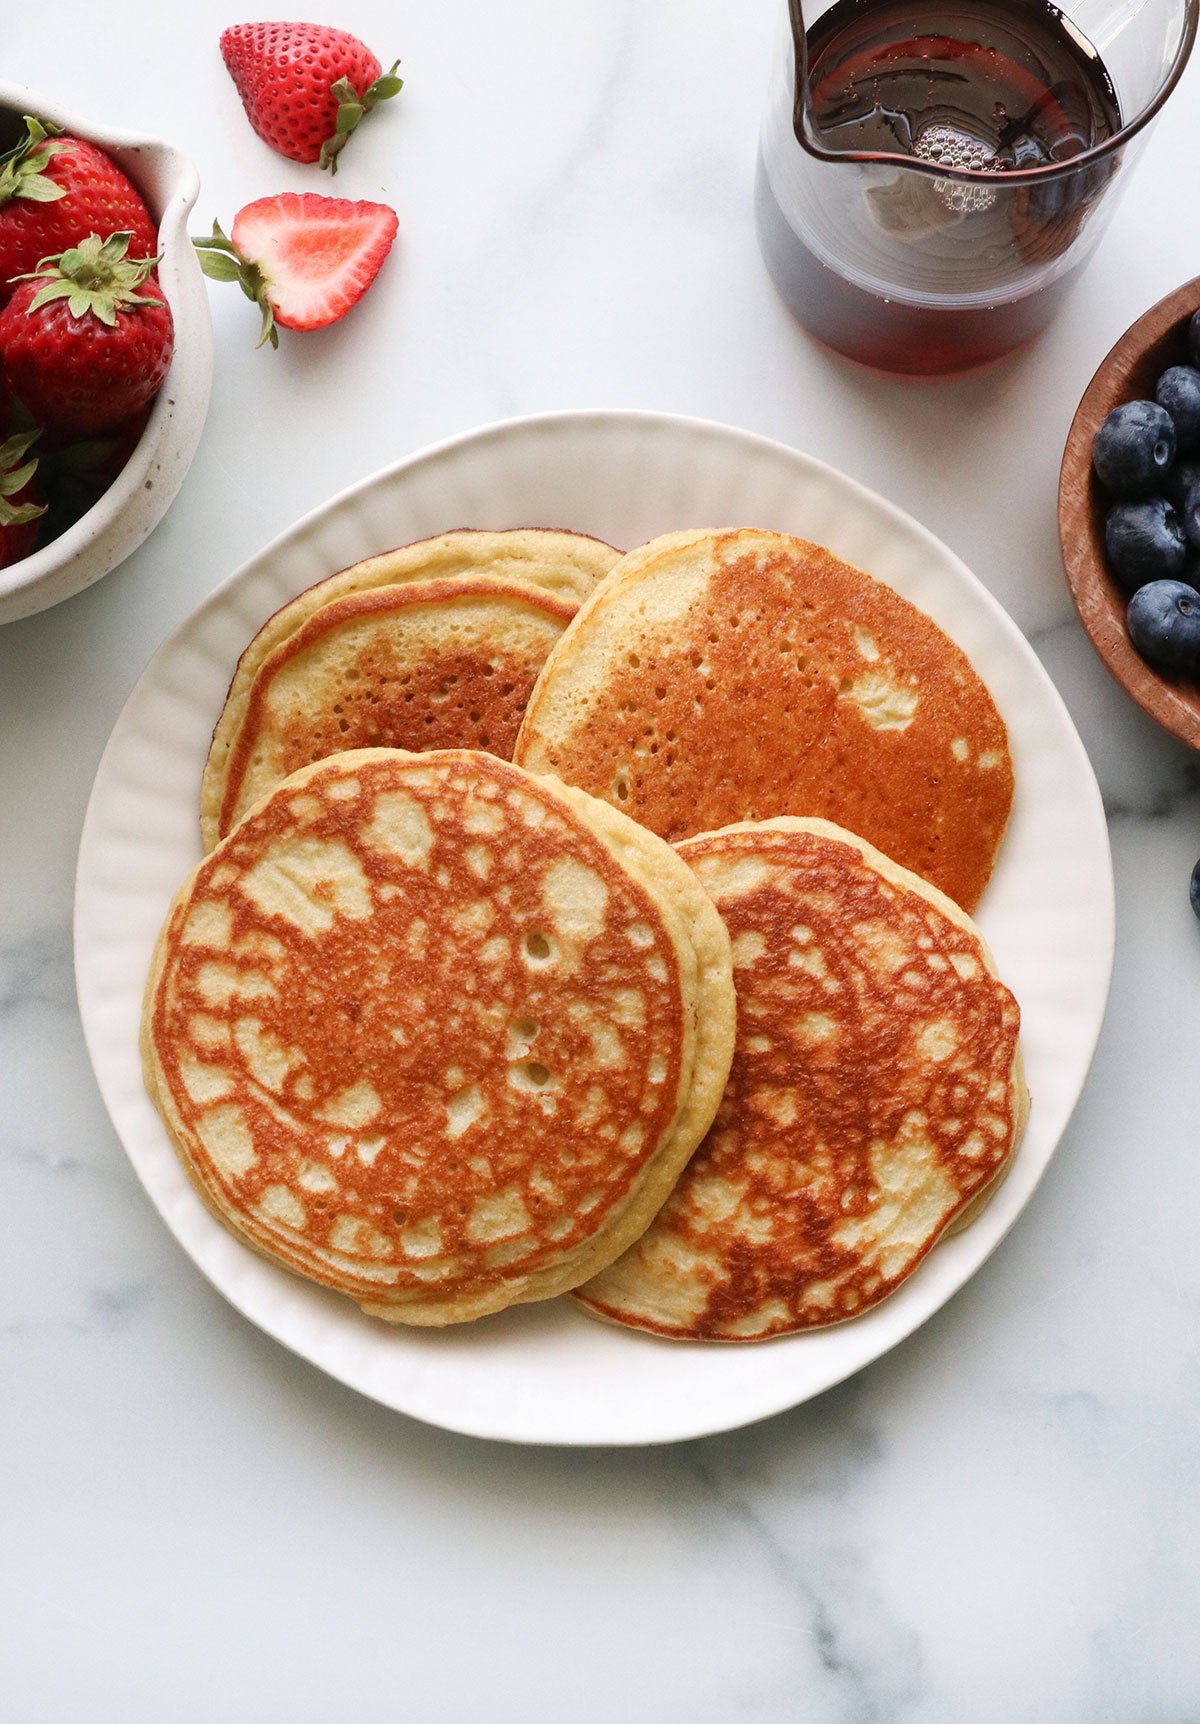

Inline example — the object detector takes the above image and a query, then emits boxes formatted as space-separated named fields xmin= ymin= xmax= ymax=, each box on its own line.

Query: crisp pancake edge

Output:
xmin=514 ymin=528 xmax=713 ymax=775
xmin=200 ymin=528 xmax=621 ymax=851
xmin=574 ymin=814 xmax=1030 ymax=1342
xmin=209 ymin=574 xmax=580 ymax=846
xmin=512 ymin=528 xmax=1015 ymax=914
xmin=147 ymin=747 xmax=736 ymax=1326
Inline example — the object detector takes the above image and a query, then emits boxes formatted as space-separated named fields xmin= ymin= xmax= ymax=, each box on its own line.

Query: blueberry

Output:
xmin=1189 ymin=308 xmax=1200 ymax=370
xmin=1105 ymin=498 xmax=1187 ymax=589
xmin=1179 ymin=478 xmax=1200 ymax=552
xmin=1191 ymin=857 xmax=1200 ymax=923
xmin=1126 ymin=579 xmax=1200 ymax=671
xmin=1155 ymin=365 xmax=1200 ymax=452
xmin=1160 ymin=455 xmax=1200 ymax=512
xmin=1092 ymin=400 xmax=1176 ymax=496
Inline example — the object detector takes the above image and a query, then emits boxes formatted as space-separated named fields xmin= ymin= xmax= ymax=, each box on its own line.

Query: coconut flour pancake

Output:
xmin=577 ymin=818 xmax=1027 ymax=1341
xmin=144 ymin=748 xmax=736 ymax=1326
xmin=201 ymin=528 xmax=621 ymax=850
xmin=514 ymin=529 xmax=1014 ymax=912
xmin=206 ymin=575 xmax=579 ymax=844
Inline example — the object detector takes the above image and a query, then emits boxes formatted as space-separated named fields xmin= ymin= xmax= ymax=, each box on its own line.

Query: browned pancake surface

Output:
xmin=515 ymin=530 xmax=1014 ymax=911
xmin=146 ymin=752 xmax=706 ymax=1320
xmin=577 ymin=820 xmax=1025 ymax=1340
xmin=215 ymin=578 xmax=576 ymax=842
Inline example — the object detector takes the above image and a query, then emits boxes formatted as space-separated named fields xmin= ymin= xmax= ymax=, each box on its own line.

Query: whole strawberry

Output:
xmin=0 ymin=117 xmax=157 ymax=303
xmin=220 ymin=22 xmax=402 ymax=171
xmin=0 ymin=427 xmax=46 ymax=569
xmin=0 ymin=232 xmax=174 ymax=434
xmin=34 ymin=405 xmax=153 ymax=537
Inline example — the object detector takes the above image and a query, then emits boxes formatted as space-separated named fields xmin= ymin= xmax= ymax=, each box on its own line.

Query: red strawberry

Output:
xmin=0 ymin=232 xmax=174 ymax=433
xmin=0 ymin=117 xmax=157 ymax=303
xmin=42 ymin=404 xmax=152 ymax=479
xmin=0 ymin=426 xmax=46 ymax=568
xmin=194 ymin=193 xmax=397 ymax=346
xmin=220 ymin=22 xmax=402 ymax=172
xmin=33 ymin=406 xmax=153 ymax=536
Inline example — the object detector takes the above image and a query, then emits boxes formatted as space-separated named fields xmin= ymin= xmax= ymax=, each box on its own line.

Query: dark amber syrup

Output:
xmin=758 ymin=0 xmax=1121 ymax=372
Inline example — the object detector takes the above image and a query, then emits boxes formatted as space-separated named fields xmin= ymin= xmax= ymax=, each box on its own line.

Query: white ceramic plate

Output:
xmin=74 ymin=411 xmax=1113 ymax=1446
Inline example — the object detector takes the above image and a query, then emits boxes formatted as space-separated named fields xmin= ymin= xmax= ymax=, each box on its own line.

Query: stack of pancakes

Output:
xmin=202 ymin=529 xmax=620 ymax=848
xmin=143 ymin=526 xmax=1028 ymax=1338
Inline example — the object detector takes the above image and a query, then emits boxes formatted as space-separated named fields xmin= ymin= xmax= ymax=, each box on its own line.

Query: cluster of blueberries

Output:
xmin=1092 ymin=310 xmax=1200 ymax=674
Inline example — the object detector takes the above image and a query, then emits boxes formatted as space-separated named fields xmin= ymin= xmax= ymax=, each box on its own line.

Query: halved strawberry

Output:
xmin=0 ymin=116 xmax=157 ymax=303
xmin=220 ymin=22 xmax=402 ymax=172
xmin=194 ymin=193 xmax=398 ymax=347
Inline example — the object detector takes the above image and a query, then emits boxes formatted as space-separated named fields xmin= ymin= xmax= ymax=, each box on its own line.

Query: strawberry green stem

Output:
xmin=0 ymin=116 xmax=68 ymax=208
xmin=13 ymin=231 xmax=163 ymax=327
xmin=320 ymin=61 xmax=404 ymax=173
xmin=192 ymin=221 xmax=278 ymax=348
xmin=0 ymin=429 xmax=46 ymax=528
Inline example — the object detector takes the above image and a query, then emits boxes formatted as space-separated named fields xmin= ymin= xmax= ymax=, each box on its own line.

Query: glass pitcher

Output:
xmin=756 ymin=0 xmax=1199 ymax=374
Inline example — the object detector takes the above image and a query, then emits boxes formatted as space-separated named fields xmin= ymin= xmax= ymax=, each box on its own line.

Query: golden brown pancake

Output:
xmin=201 ymin=528 xmax=621 ymax=851
xmin=576 ymin=818 xmax=1027 ymax=1341
xmin=143 ymin=748 xmax=736 ymax=1326
xmin=207 ymin=575 xmax=578 ymax=844
xmin=514 ymin=529 xmax=1014 ymax=912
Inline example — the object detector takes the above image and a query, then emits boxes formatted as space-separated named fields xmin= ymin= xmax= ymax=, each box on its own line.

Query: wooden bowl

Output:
xmin=1059 ymin=275 xmax=1200 ymax=750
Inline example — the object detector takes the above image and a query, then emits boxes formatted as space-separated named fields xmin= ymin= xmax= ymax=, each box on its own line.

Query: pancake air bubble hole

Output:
xmin=523 ymin=932 xmax=554 ymax=964
xmin=511 ymin=1060 xmax=553 ymax=1090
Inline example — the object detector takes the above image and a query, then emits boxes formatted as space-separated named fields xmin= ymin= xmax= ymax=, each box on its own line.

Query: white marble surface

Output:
xmin=2 ymin=1 xmax=1199 ymax=1717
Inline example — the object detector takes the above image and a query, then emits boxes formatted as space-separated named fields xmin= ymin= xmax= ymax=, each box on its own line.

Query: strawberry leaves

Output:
xmin=0 ymin=117 xmax=70 ymax=208
xmin=0 ymin=125 xmax=158 ymax=304
xmin=321 ymin=61 xmax=404 ymax=172
xmin=220 ymin=23 xmax=402 ymax=170
xmin=0 ymin=428 xmax=46 ymax=529
xmin=15 ymin=232 xmax=164 ymax=328
xmin=193 ymin=220 xmax=279 ymax=349
xmin=0 ymin=233 xmax=174 ymax=434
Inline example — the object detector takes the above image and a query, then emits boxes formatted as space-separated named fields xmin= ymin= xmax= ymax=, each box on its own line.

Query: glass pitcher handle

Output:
xmin=788 ymin=0 xmax=810 ymax=136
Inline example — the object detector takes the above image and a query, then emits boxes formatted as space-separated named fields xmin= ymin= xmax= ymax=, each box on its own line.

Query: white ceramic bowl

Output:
xmin=0 ymin=85 xmax=212 ymax=624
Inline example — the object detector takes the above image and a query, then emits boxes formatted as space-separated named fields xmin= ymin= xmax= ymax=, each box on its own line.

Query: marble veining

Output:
xmin=684 ymin=1408 xmax=931 ymax=1724
xmin=0 ymin=924 xmax=74 ymax=1022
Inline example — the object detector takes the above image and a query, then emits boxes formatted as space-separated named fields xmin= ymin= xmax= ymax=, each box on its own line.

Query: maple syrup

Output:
xmin=758 ymin=0 xmax=1122 ymax=371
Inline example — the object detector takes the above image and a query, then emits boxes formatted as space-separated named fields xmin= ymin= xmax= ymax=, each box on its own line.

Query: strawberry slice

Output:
xmin=194 ymin=193 xmax=398 ymax=347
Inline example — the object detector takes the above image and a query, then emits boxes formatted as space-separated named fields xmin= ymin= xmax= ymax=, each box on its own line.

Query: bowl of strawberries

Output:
xmin=0 ymin=85 xmax=211 ymax=624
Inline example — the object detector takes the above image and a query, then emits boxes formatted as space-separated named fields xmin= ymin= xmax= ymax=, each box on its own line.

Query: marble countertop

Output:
xmin=3 ymin=1 xmax=1199 ymax=1718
